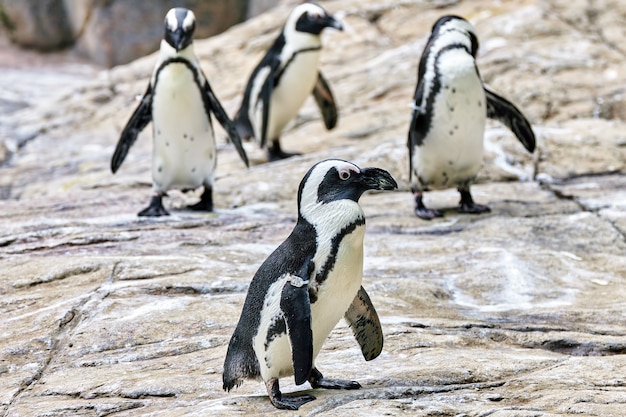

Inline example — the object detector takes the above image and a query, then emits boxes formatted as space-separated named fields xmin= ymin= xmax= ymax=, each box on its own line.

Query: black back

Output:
xmin=222 ymin=218 xmax=317 ymax=390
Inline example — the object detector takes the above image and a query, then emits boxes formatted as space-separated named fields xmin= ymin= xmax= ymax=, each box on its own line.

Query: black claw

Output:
xmin=266 ymin=378 xmax=316 ymax=410
xmin=187 ymin=186 xmax=213 ymax=212
xmin=138 ymin=195 xmax=169 ymax=217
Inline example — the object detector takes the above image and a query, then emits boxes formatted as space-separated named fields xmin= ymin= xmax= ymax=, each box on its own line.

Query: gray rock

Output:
xmin=0 ymin=0 xmax=73 ymax=49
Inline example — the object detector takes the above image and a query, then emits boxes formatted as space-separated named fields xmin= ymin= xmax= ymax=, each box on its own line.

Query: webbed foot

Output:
xmin=187 ymin=186 xmax=213 ymax=212
xmin=266 ymin=378 xmax=316 ymax=410
xmin=268 ymin=141 xmax=300 ymax=161
xmin=138 ymin=195 xmax=169 ymax=217
xmin=413 ymin=189 xmax=443 ymax=220
xmin=458 ymin=187 xmax=490 ymax=215
xmin=309 ymin=368 xmax=361 ymax=390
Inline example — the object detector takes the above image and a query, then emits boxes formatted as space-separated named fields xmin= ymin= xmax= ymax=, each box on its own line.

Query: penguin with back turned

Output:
xmin=234 ymin=3 xmax=343 ymax=162
xmin=408 ymin=15 xmax=535 ymax=219
xmin=223 ymin=159 xmax=397 ymax=410
xmin=111 ymin=8 xmax=248 ymax=217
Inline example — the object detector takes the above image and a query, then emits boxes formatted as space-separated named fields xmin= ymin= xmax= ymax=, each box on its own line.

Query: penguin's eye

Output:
xmin=339 ymin=169 xmax=351 ymax=181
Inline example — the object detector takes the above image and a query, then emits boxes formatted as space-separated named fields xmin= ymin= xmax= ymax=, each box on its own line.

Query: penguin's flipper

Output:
xmin=312 ymin=72 xmax=338 ymax=130
xmin=258 ymin=69 xmax=275 ymax=150
xmin=111 ymin=84 xmax=153 ymax=173
xmin=280 ymin=272 xmax=313 ymax=386
xmin=203 ymin=80 xmax=249 ymax=167
xmin=485 ymin=87 xmax=536 ymax=153
xmin=407 ymin=79 xmax=426 ymax=183
xmin=344 ymin=286 xmax=383 ymax=361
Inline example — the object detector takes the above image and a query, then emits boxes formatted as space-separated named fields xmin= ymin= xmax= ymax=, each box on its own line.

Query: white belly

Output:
xmin=254 ymin=225 xmax=365 ymax=382
xmin=151 ymin=63 xmax=216 ymax=193
xmin=412 ymin=53 xmax=486 ymax=190
xmin=261 ymin=50 xmax=321 ymax=142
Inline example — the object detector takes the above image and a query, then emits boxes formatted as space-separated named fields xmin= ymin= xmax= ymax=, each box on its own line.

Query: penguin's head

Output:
xmin=297 ymin=159 xmax=397 ymax=216
xmin=431 ymin=15 xmax=479 ymax=57
xmin=287 ymin=3 xmax=343 ymax=36
xmin=164 ymin=8 xmax=196 ymax=52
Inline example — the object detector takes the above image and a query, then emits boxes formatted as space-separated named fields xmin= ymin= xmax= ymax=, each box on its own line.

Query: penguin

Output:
xmin=111 ymin=8 xmax=249 ymax=217
xmin=223 ymin=159 xmax=397 ymax=410
xmin=233 ymin=3 xmax=343 ymax=162
xmin=407 ymin=15 xmax=535 ymax=220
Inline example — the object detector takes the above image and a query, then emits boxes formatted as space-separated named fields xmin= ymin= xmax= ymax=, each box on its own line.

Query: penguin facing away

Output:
xmin=233 ymin=3 xmax=343 ymax=162
xmin=223 ymin=159 xmax=397 ymax=410
xmin=407 ymin=15 xmax=535 ymax=220
xmin=111 ymin=8 xmax=249 ymax=217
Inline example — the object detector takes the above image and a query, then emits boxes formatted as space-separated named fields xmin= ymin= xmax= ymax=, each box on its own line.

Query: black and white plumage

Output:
xmin=233 ymin=3 xmax=343 ymax=162
xmin=223 ymin=159 xmax=397 ymax=410
xmin=111 ymin=8 xmax=248 ymax=217
xmin=407 ymin=15 xmax=535 ymax=220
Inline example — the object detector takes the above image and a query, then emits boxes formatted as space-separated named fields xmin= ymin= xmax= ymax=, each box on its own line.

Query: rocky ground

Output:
xmin=1 ymin=0 xmax=625 ymax=416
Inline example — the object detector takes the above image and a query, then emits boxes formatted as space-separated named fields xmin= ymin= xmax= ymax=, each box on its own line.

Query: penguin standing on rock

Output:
xmin=111 ymin=8 xmax=248 ymax=217
xmin=407 ymin=15 xmax=535 ymax=220
xmin=234 ymin=3 xmax=343 ymax=162
xmin=223 ymin=159 xmax=397 ymax=410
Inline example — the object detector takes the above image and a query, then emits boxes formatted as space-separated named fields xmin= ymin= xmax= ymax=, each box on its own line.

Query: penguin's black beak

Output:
xmin=324 ymin=15 xmax=344 ymax=31
xmin=359 ymin=168 xmax=398 ymax=191
xmin=165 ymin=27 xmax=193 ymax=52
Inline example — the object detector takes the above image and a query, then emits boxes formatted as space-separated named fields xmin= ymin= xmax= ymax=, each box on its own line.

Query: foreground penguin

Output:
xmin=223 ymin=159 xmax=397 ymax=410
xmin=233 ymin=3 xmax=343 ymax=162
xmin=111 ymin=8 xmax=248 ymax=216
xmin=408 ymin=15 xmax=535 ymax=219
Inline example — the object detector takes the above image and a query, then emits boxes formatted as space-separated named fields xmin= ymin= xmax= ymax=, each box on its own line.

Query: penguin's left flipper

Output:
xmin=111 ymin=84 xmax=153 ymax=173
xmin=344 ymin=286 xmax=383 ymax=361
xmin=485 ymin=87 xmax=536 ymax=153
xmin=312 ymin=72 xmax=338 ymax=130
xmin=203 ymin=81 xmax=249 ymax=168
xmin=280 ymin=273 xmax=313 ymax=386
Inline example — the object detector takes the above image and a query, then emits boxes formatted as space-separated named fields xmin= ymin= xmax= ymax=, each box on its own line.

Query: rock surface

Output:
xmin=0 ymin=0 xmax=278 ymax=66
xmin=1 ymin=0 xmax=626 ymax=416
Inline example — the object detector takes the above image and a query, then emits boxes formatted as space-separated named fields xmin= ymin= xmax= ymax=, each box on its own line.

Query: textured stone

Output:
xmin=1 ymin=0 xmax=625 ymax=416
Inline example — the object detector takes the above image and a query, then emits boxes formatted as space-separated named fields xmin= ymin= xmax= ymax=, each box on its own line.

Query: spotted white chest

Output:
xmin=151 ymin=62 xmax=216 ymax=193
xmin=252 ymin=49 xmax=321 ymax=142
xmin=253 ymin=224 xmax=365 ymax=382
xmin=412 ymin=49 xmax=486 ymax=190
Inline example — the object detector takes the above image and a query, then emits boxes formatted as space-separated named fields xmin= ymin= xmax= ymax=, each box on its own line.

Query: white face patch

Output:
xmin=182 ymin=10 xmax=196 ymax=31
xmin=164 ymin=8 xmax=195 ymax=32
xmin=299 ymin=160 xmax=360 ymax=211
xmin=165 ymin=9 xmax=179 ymax=31
xmin=284 ymin=3 xmax=326 ymax=37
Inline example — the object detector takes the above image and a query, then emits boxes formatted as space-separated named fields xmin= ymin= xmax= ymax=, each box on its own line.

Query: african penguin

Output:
xmin=111 ymin=8 xmax=249 ymax=217
xmin=407 ymin=15 xmax=535 ymax=219
xmin=233 ymin=3 xmax=343 ymax=162
xmin=223 ymin=159 xmax=397 ymax=410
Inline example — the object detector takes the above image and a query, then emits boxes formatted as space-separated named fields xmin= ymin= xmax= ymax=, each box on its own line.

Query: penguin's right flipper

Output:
xmin=407 ymin=78 xmax=426 ymax=183
xmin=484 ymin=87 xmax=536 ymax=153
xmin=280 ymin=270 xmax=313 ymax=386
xmin=344 ymin=286 xmax=383 ymax=361
xmin=203 ymin=80 xmax=249 ymax=168
xmin=111 ymin=84 xmax=153 ymax=173
xmin=312 ymin=72 xmax=338 ymax=130
xmin=258 ymin=68 xmax=276 ymax=150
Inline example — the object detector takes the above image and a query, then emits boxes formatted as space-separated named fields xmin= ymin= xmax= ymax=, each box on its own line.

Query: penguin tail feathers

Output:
xmin=222 ymin=333 xmax=260 ymax=391
xmin=222 ymin=355 xmax=259 ymax=391
xmin=222 ymin=375 xmax=243 ymax=392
